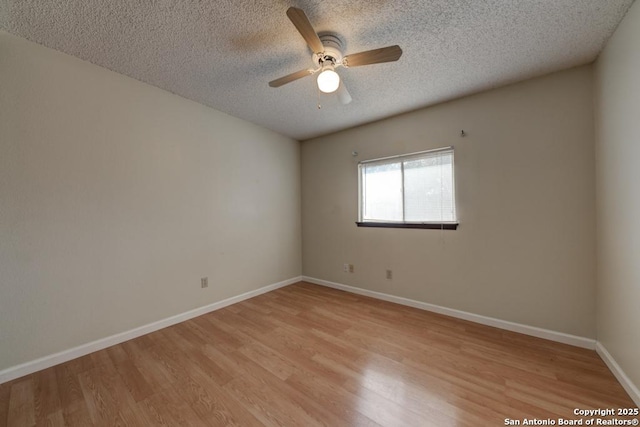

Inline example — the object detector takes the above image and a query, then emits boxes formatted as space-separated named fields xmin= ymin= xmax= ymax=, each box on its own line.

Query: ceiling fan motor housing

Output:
xmin=314 ymin=33 xmax=344 ymax=66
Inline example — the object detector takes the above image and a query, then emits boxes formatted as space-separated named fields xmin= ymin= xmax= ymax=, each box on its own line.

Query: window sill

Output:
xmin=355 ymin=222 xmax=458 ymax=230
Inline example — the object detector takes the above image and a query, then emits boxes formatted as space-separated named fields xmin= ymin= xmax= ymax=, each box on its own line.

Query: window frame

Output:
xmin=356 ymin=147 xmax=459 ymax=230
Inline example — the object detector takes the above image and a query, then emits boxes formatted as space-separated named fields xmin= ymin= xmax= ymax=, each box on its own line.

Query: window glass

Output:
xmin=358 ymin=148 xmax=456 ymax=225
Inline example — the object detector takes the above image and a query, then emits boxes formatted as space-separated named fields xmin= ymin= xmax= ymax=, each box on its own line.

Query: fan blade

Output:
xmin=337 ymin=81 xmax=352 ymax=105
xmin=286 ymin=7 xmax=324 ymax=54
xmin=268 ymin=69 xmax=314 ymax=87
xmin=343 ymin=45 xmax=403 ymax=67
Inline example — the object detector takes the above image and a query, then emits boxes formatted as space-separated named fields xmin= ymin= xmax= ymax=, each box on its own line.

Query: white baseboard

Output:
xmin=596 ymin=342 xmax=640 ymax=406
xmin=302 ymin=276 xmax=596 ymax=350
xmin=0 ymin=276 xmax=302 ymax=385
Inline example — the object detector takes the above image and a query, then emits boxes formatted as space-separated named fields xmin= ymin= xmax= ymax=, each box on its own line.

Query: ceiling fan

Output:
xmin=268 ymin=7 xmax=403 ymax=105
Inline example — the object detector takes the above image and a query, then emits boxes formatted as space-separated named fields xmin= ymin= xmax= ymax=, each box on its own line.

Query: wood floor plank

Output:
xmin=112 ymin=359 xmax=154 ymax=402
xmin=126 ymin=346 xmax=173 ymax=393
xmin=195 ymin=315 xmax=250 ymax=352
xmin=36 ymin=409 xmax=65 ymax=427
xmin=223 ymin=371 xmax=324 ymax=427
xmin=238 ymin=341 xmax=297 ymax=381
xmin=174 ymin=367 xmax=263 ymax=427
xmin=77 ymin=368 xmax=119 ymax=424
xmin=344 ymin=379 xmax=447 ymax=427
xmin=1 ymin=282 xmax=635 ymax=427
xmin=63 ymin=354 xmax=94 ymax=376
xmin=58 ymin=401 xmax=93 ymax=426
xmin=32 ymin=368 xmax=61 ymax=424
xmin=140 ymin=387 xmax=206 ymax=426
xmin=184 ymin=348 xmax=235 ymax=387
xmin=284 ymin=372 xmax=382 ymax=427
xmin=258 ymin=295 xmax=303 ymax=316
xmin=342 ymin=352 xmax=502 ymax=426
xmin=7 ymin=378 xmax=35 ymax=427
xmin=0 ymin=381 xmax=12 ymax=425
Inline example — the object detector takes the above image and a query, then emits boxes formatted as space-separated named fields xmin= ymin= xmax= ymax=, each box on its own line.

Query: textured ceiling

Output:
xmin=1 ymin=0 xmax=635 ymax=140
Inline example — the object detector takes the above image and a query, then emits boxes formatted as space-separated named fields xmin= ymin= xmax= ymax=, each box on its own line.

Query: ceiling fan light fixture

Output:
xmin=268 ymin=7 xmax=403 ymax=103
xmin=317 ymin=67 xmax=340 ymax=93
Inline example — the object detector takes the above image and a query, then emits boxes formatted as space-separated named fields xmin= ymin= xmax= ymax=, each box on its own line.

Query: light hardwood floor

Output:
xmin=0 ymin=282 xmax=634 ymax=426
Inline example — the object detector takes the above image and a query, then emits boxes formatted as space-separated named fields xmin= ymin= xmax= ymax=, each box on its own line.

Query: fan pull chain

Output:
xmin=317 ymin=85 xmax=322 ymax=109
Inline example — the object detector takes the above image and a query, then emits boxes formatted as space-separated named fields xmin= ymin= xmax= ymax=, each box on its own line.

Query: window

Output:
xmin=357 ymin=147 xmax=457 ymax=229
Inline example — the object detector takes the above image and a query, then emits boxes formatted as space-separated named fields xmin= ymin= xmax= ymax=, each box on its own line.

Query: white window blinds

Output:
xmin=358 ymin=147 xmax=456 ymax=224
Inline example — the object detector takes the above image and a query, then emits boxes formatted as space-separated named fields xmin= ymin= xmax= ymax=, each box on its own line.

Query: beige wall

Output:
xmin=595 ymin=1 xmax=640 ymax=390
xmin=302 ymin=66 xmax=596 ymax=338
xmin=0 ymin=32 xmax=301 ymax=372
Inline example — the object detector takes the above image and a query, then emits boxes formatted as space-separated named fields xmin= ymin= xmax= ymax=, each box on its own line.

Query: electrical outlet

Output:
xmin=349 ymin=264 xmax=354 ymax=273
xmin=343 ymin=263 xmax=349 ymax=273
xmin=386 ymin=269 xmax=393 ymax=280
xmin=201 ymin=277 xmax=208 ymax=288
